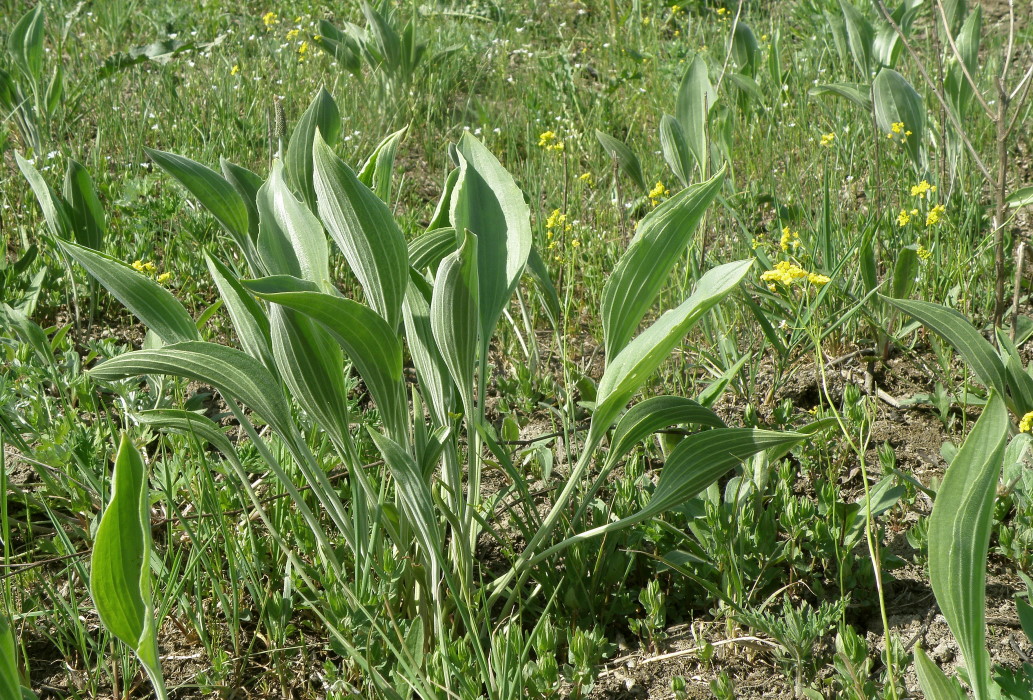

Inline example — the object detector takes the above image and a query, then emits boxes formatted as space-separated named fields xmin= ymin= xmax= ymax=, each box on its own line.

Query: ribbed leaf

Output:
xmin=594 ymin=130 xmax=647 ymax=192
xmin=427 ymin=167 xmax=459 ymax=231
xmin=890 ymin=244 xmax=919 ymax=300
xmin=430 ymin=231 xmax=479 ymax=418
xmin=676 ymin=55 xmax=715 ymax=179
xmin=659 ymin=115 xmax=693 ymax=188
xmin=880 ymin=296 xmax=1007 ymax=399
xmin=89 ymin=342 xmax=295 ymax=443
xmin=285 ymin=87 xmax=341 ymax=209
xmin=914 ymin=646 xmax=967 ymax=700
xmin=62 ymin=160 xmax=106 ymax=250
xmin=731 ymin=21 xmax=759 ymax=77
xmin=601 ymin=168 xmax=725 ymax=359
xmin=928 ymin=394 xmax=1008 ymax=700
xmin=358 ymin=126 xmax=406 ymax=204
xmin=8 ymin=5 xmax=45 ymax=83
xmin=245 ymin=277 xmax=407 ymax=439
xmin=808 ymin=82 xmax=873 ymax=112
xmin=409 ymin=227 xmax=457 ymax=272
xmin=313 ymin=131 xmax=408 ymax=329
xmin=204 ymin=254 xmax=274 ymax=370
xmin=90 ymin=435 xmax=166 ymax=698
xmin=16 ymin=152 xmax=74 ymax=241
xmin=839 ymin=0 xmax=873 ymax=75
xmin=137 ymin=409 xmax=236 ymax=457
xmin=593 ymin=259 xmax=753 ymax=442
xmin=402 ymin=271 xmax=454 ymax=426
xmin=873 ymin=68 xmax=926 ymax=170
xmin=220 ymin=158 xmax=263 ymax=243
xmin=449 ymin=133 xmax=531 ymax=342
xmin=58 ymin=240 xmax=199 ymax=344
xmin=606 ymin=396 xmax=725 ymax=470
xmin=146 ymin=148 xmax=254 ymax=262
xmin=944 ymin=7 xmax=981 ymax=118
xmin=257 ymin=160 xmax=330 ymax=285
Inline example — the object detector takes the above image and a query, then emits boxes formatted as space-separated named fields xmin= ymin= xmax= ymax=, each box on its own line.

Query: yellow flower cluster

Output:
xmin=648 ymin=181 xmax=669 ymax=206
xmin=230 ymin=64 xmax=240 ymax=76
xmin=886 ymin=122 xmax=912 ymax=140
xmin=298 ymin=41 xmax=309 ymax=61
xmin=779 ymin=226 xmax=801 ymax=252
xmin=538 ymin=131 xmax=564 ymax=152
xmin=132 ymin=260 xmax=171 ymax=284
xmin=262 ymin=11 xmax=278 ymax=28
xmin=896 ymin=209 xmax=910 ymax=226
xmin=925 ymin=204 xmax=945 ymax=227
xmin=545 ymin=208 xmax=571 ymax=233
xmin=820 ymin=132 xmax=835 ymax=147
xmin=760 ymin=261 xmax=829 ymax=290
xmin=1020 ymin=411 xmax=1033 ymax=433
xmin=917 ymin=244 xmax=931 ymax=261
xmin=286 ymin=28 xmax=300 ymax=40
xmin=578 ymin=172 xmax=594 ymax=186
xmin=910 ymin=180 xmax=936 ymax=198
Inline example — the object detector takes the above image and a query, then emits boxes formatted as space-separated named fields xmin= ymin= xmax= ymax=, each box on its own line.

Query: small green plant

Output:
xmin=629 ymin=578 xmax=667 ymax=652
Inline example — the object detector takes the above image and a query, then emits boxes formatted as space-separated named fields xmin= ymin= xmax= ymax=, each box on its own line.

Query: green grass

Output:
xmin=2 ymin=0 xmax=1033 ymax=698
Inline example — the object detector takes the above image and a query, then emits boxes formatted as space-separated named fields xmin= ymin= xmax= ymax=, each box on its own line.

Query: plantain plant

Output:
xmin=54 ymin=88 xmax=817 ymax=696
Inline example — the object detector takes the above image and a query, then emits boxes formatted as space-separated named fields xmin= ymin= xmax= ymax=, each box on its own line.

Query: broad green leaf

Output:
xmin=62 ymin=160 xmax=105 ymax=250
xmin=402 ymin=270 xmax=454 ymax=426
xmin=137 ymin=409 xmax=236 ymax=458
xmin=369 ymin=430 xmax=443 ymax=567
xmin=724 ymin=74 xmax=764 ymax=105
xmin=928 ymin=394 xmax=1008 ymax=700
xmin=90 ymin=342 xmax=296 ymax=446
xmin=257 ymin=160 xmax=330 ymax=285
xmin=449 ymin=133 xmax=532 ymax=343
xmin=205 ymin=254 xmax=274 ymax=370
xmin=220 ymin=158 xmax=263 ymax=243
xmin=839 ymin=0 xmax=873 ymax=75
xmin=313 ymin=131 xmax=409 ymax=329
xmin=245 ymin=277 xmax=407 ymax=439
xmin=428 ymin=167 xmax=459 ymax=231
xmin=601 ymin=168 xmax=725 ymax=359
xmin=880 ymin=296 xmax=1007 ymax=400
xmin=90 ymin=435 xmax=167 ymax=699
xmin=58 ymin=240 xmax=199 ymax=344
xmin=269 ymin=305 xmax=352 ymax=448
xmin=312 ymin=19 xmax=362 ymax=74
xmin=430 ymin=231 xmax=479 ymax=418
xmin=946 ymin=4 xmax=979 ymax=116
xmin=592 ymin=260 xmax=753 ymax=443
xmin=873 ymin=68 xmax=926 ymax=170
xmin=1007 ymin=185 xmax=1033 ymax=210
xmin=941 ymin=0 xmax=966 ymax=35
xmin=145 ymin=148 xmax=255 ymax=264
xmin=285 ymin=87 xmax=341 ymax=209
xmin=16 ymin=152 xmax=74 ymax=241
xmin=606 ymin=396 xmax=725 ymax=470
xmin=890 ymin=244 xmax=919 ymax=300
xmin=8 ymin=5 xmax=45 ymax=84
xmin=659 ymin=115 xmax=693 ymax=188
xmin=675 ymin=55 xmax=715 ymax=179
xmin=594 ymin=130 xmax=647 ymax=192
xmin=914 ymin=646 xmax=967 ymax=700
xmin=874 ymin=1 xmax=920 ymax=69
xmin=808 ymin=83 xmax=873 ymax=112
xmin=731 ymin=21 xmax=759 ymax=77
xmin=1016 ymin=597 xmax=1033 ymax=644
xmin=409 ymin=227 xmax=457 ymax=272
xmin=358 ymin=126 xmax=406 ymax=204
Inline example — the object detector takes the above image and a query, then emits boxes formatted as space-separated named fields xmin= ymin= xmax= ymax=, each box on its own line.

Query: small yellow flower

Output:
xmin=230 ymin=64 xmax=240 ymax=76
xmin=897 ymin=209 xmax=910 ymax=226
xmin=648 ymin=181 xmax=670 ymax=206
xmin=1020 ymin=411 xmax=1033 ymax=433
xmin=298 ymin=41 xmax=309 ymax=60
xmin=891 ymin=121 xmax=905 ymax=134
xmin=820 ymin=132 xmax=835 ymax=147
xmin=537 ymin=130 xmax=564 ymax=152
xmin=917 ymin=244 xmax=931 ymax=261
xmin=262 ymin=11 xmax=278 ymax=28
xmin=779 ymin=226 xmax=801 ymax=252
xmin=910 ymin=180 xmax=935 ymax=198
xmin=578 ymin=172 xmax=595 ymax=187
xmin=925 ymin=204 xmax=945 ymax=227
xmin=286 ymin=28 xmax=300 ymax=40
xmin=546 ymin=208 xmax=567 ymax=230
xmin=131 ymin=260 xmax=146 ymax=272
xmin=157 ymin=272 xmax=172 ymax=283
xmin=571 ymin=239 xmax=581 ymax=248
xmin=807 ymin=272 xmax=830 ymax=285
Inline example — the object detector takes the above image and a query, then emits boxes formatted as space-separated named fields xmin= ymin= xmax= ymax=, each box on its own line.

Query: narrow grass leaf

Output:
xmin=594 ymin=130 xmax=647 ymax=192
xmin=606 ymin=396 xmax=726 ymax=469
xmin=449 ymin=133 xmax=531 ymax=342
xmin=881 ymin=296 xmax=1007 ymax=399
xmin=58 ymin=240 xmax=199 ymax=344
xmin=928 ymin=393 xmax=1008 ymax=700
xmin=593 ymin=259 xmax=753 ymax=442
xmin=91 ymin=434 xmax=166 ymax=699
xmin=62 ymin=160 xmax=105 ymax=250
xmin=313 ymin=130 xmax=408 ymax=329
xmin=601 ymin=168 xmax=725 ymax=359
xmin=285 ymin=87 xmax=341 ymax=209
xmin=0 ymin=615 xmax=31 ymax=700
